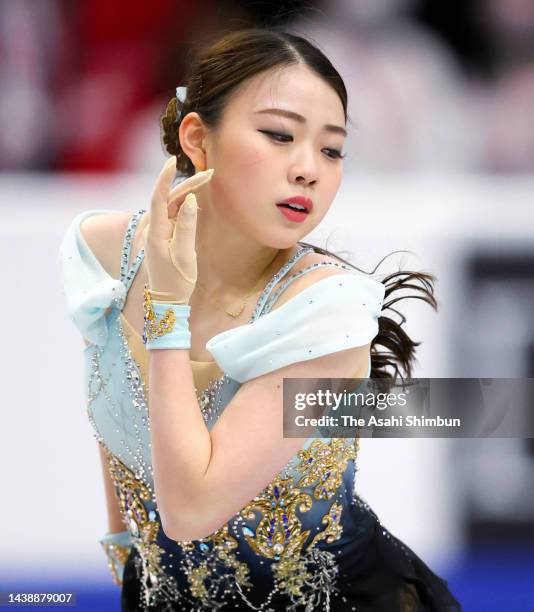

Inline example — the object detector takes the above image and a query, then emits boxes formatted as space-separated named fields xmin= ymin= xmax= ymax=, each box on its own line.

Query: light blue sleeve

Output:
xmin=58 ymin=209 xmax=126 ymax=347
xmin=206 ymin=273 xmax=385 ymax=383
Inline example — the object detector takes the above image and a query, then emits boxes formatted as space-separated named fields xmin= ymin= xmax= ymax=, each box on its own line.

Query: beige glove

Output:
xmin=141 ymin=157 xmax=214 ymax=304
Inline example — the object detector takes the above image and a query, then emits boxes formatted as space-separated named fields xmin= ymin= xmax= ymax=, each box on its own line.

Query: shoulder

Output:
xmin=79 ymin=211 xmax=132 ymax=279
xmin=293 ymin=250 xmax=346 ymax=275
xmin=59 ymin=209 xmax=142 ymax=347
xmin=207 ymin=250 xmax=383 ymax=383
xmin=270 ymin=250 xmax=358 ymax=311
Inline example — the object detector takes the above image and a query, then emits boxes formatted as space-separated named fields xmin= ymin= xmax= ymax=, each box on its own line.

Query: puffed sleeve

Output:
xmin=206 ymin=273 xmax=385 ymax=383
xmin=58 ymin=209 xmax=126 ymax=347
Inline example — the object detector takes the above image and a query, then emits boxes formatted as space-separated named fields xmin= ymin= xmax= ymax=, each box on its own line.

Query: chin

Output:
xmin=261 ymin=231 xmax=304 ymax=251
xmin=241 ymin=214 xmax=311 ymax=250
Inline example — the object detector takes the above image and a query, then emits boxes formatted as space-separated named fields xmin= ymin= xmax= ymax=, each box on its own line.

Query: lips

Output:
xmin=276 ymin=195 xmax=313 ymax=214
xmin=276 ymin=195 xmax=313 ymax=224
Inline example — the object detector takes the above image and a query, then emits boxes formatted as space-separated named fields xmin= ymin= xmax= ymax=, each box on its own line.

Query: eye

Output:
xmin=258 ymin=130 xmax=346 ymax=160
xmin=258 ymin=129 xmax=292 ymax=143
xmin=324 ymin=148 xmax=346 ymax=160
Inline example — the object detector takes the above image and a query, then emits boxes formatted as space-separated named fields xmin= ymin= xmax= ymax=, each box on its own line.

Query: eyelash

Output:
xmin=258 ymin=130 xmax=346 ymax=160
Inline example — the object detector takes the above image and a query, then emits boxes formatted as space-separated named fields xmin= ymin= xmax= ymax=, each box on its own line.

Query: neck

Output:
xmin=193 ymin=197 xmax=296 ymax=299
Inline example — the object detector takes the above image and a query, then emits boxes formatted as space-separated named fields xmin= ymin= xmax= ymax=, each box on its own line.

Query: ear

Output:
xmin=179 ymin=112 xmax=208 ymax=172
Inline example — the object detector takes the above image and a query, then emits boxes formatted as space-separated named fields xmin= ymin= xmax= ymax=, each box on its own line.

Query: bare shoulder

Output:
xmin=79 ymin=211 xmax=132 ymax=279
xmin=272 ymin=249 xmax=351 ymax=310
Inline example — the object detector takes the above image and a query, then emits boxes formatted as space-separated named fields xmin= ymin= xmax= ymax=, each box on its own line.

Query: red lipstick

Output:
xmin=276 ymin=195 xmax=313 ymax=223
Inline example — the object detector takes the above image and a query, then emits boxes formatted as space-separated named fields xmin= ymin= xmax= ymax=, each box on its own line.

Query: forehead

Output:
xmin=227 ymin=63 xmax=345 ymax=126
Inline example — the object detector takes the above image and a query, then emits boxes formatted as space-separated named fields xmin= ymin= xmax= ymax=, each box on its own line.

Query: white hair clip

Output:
xmin=176 ymin=86 xmax=187 ymax=104
xmin=175 ymin=86 xmax=187 ymax=123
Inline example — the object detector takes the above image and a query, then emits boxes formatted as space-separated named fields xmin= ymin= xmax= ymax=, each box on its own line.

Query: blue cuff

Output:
xmin=144 ymin=303 xmax=191 ymax=350
xmin=99 ymin=530 xmax=132 ymax=547
xmin=98 ymin=529 xmax=132 ymax=585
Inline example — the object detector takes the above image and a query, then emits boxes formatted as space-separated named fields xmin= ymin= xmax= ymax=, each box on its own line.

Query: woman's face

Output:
xmin=197 ymin=63 xmax=347 ymax=249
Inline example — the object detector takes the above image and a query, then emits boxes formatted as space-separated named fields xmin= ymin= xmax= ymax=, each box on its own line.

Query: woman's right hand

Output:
xmin=141 ymin=158 xmax=214 ymax=304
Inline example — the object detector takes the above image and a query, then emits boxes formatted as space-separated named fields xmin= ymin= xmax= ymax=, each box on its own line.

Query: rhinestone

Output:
xmin=129 ymin=518 xmax=139 ymax=536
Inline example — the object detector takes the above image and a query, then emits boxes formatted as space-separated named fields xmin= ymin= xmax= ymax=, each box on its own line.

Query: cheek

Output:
xmin=214 ymin=141 xmax=274 ymax=201
xmin=216 ymin=128 xmax=272 ymax=172
xmin=324 ymin=167 xmax=342 ymax=198
xmin=233 ymin=141 xmax=272 ymax=173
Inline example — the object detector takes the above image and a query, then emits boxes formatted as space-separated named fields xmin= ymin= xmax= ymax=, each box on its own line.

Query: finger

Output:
xmin=172 ymin=192 xmax=198 ymax=258
xmin=167 ymin=169 xmax=214 ymax=211
xmin=150 ymin=157 xmax=177 ymax=239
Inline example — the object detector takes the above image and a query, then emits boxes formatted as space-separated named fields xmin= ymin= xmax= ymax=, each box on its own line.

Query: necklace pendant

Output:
xmin=226 ymin=304 xmax=245 ymax=318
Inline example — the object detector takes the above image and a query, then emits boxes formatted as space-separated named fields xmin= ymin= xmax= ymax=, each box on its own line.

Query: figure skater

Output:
xmin=59 ymin=28 xmax=461 ymax=612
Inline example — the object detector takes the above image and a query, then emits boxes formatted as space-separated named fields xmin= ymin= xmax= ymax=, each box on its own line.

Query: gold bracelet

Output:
xmin=143 ymin=286 xmax=178 ymax=343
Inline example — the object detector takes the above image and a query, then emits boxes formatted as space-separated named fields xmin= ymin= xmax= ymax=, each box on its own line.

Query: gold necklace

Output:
xmin=195 ymin=252 xmax=280 ymax=319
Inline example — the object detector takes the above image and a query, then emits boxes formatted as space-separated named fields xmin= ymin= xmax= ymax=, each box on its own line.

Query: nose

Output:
xmin=288 ymin=148 xmax=318 ymax=186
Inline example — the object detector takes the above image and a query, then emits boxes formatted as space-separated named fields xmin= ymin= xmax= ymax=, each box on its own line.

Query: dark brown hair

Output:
xmin=161 ymin=28 xmax=438 ymax=381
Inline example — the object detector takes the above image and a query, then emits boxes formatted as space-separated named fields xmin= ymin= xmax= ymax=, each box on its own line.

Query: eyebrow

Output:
xmin=254 ymin=108 xmax=347 ymax=137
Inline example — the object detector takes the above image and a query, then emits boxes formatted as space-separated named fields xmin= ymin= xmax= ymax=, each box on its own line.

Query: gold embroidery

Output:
xmin=238 ymin=439 xmax=355 ymax=561
xmin=240 ymin=477 xmax=312 ymax=560
xmin=105 ymin=449 xmax=155 ymax=536
xmin=173 ymin=438 xmax=354 ymax=607
xmin=101 ymin=432 xmax=357 ymax=609
xmin=209 ymin=524 xmax=251 ymax=585
xmin=103 ymin=446 xmax=181 ymax=608
xmin=142 ymin=285 xmax=178 ymax=342
xmin=182 ymin=523 xmax=252 ymax=598
xmin=309 ymin=502 xmax=343 ymax=547
xmin=188 ymin=562 xmax=211 ymax=600
xmin=272 ymin=555 xmax=312 ymax=597
xmin=294 ymin=438 xmax=356 ymax=499
xmin=236 ymin=438 xmax=356 ymax=605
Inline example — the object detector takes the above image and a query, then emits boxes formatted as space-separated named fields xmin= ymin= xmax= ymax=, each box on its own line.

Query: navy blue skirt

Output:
xmin=121 ymin=519 xmax=461 ymax=612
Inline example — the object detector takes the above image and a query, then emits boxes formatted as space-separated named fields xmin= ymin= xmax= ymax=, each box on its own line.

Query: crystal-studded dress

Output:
xmin=59 ymin=209 xmax=461 ymax=612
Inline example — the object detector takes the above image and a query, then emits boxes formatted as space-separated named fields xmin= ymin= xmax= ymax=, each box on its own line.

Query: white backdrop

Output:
xmin=1 ymin=172 xmax=531 ymax=581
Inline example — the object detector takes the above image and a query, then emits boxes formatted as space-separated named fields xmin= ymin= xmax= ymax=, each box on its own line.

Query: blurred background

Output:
xmin=1 ymin=0 xmax=533 ymax=610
